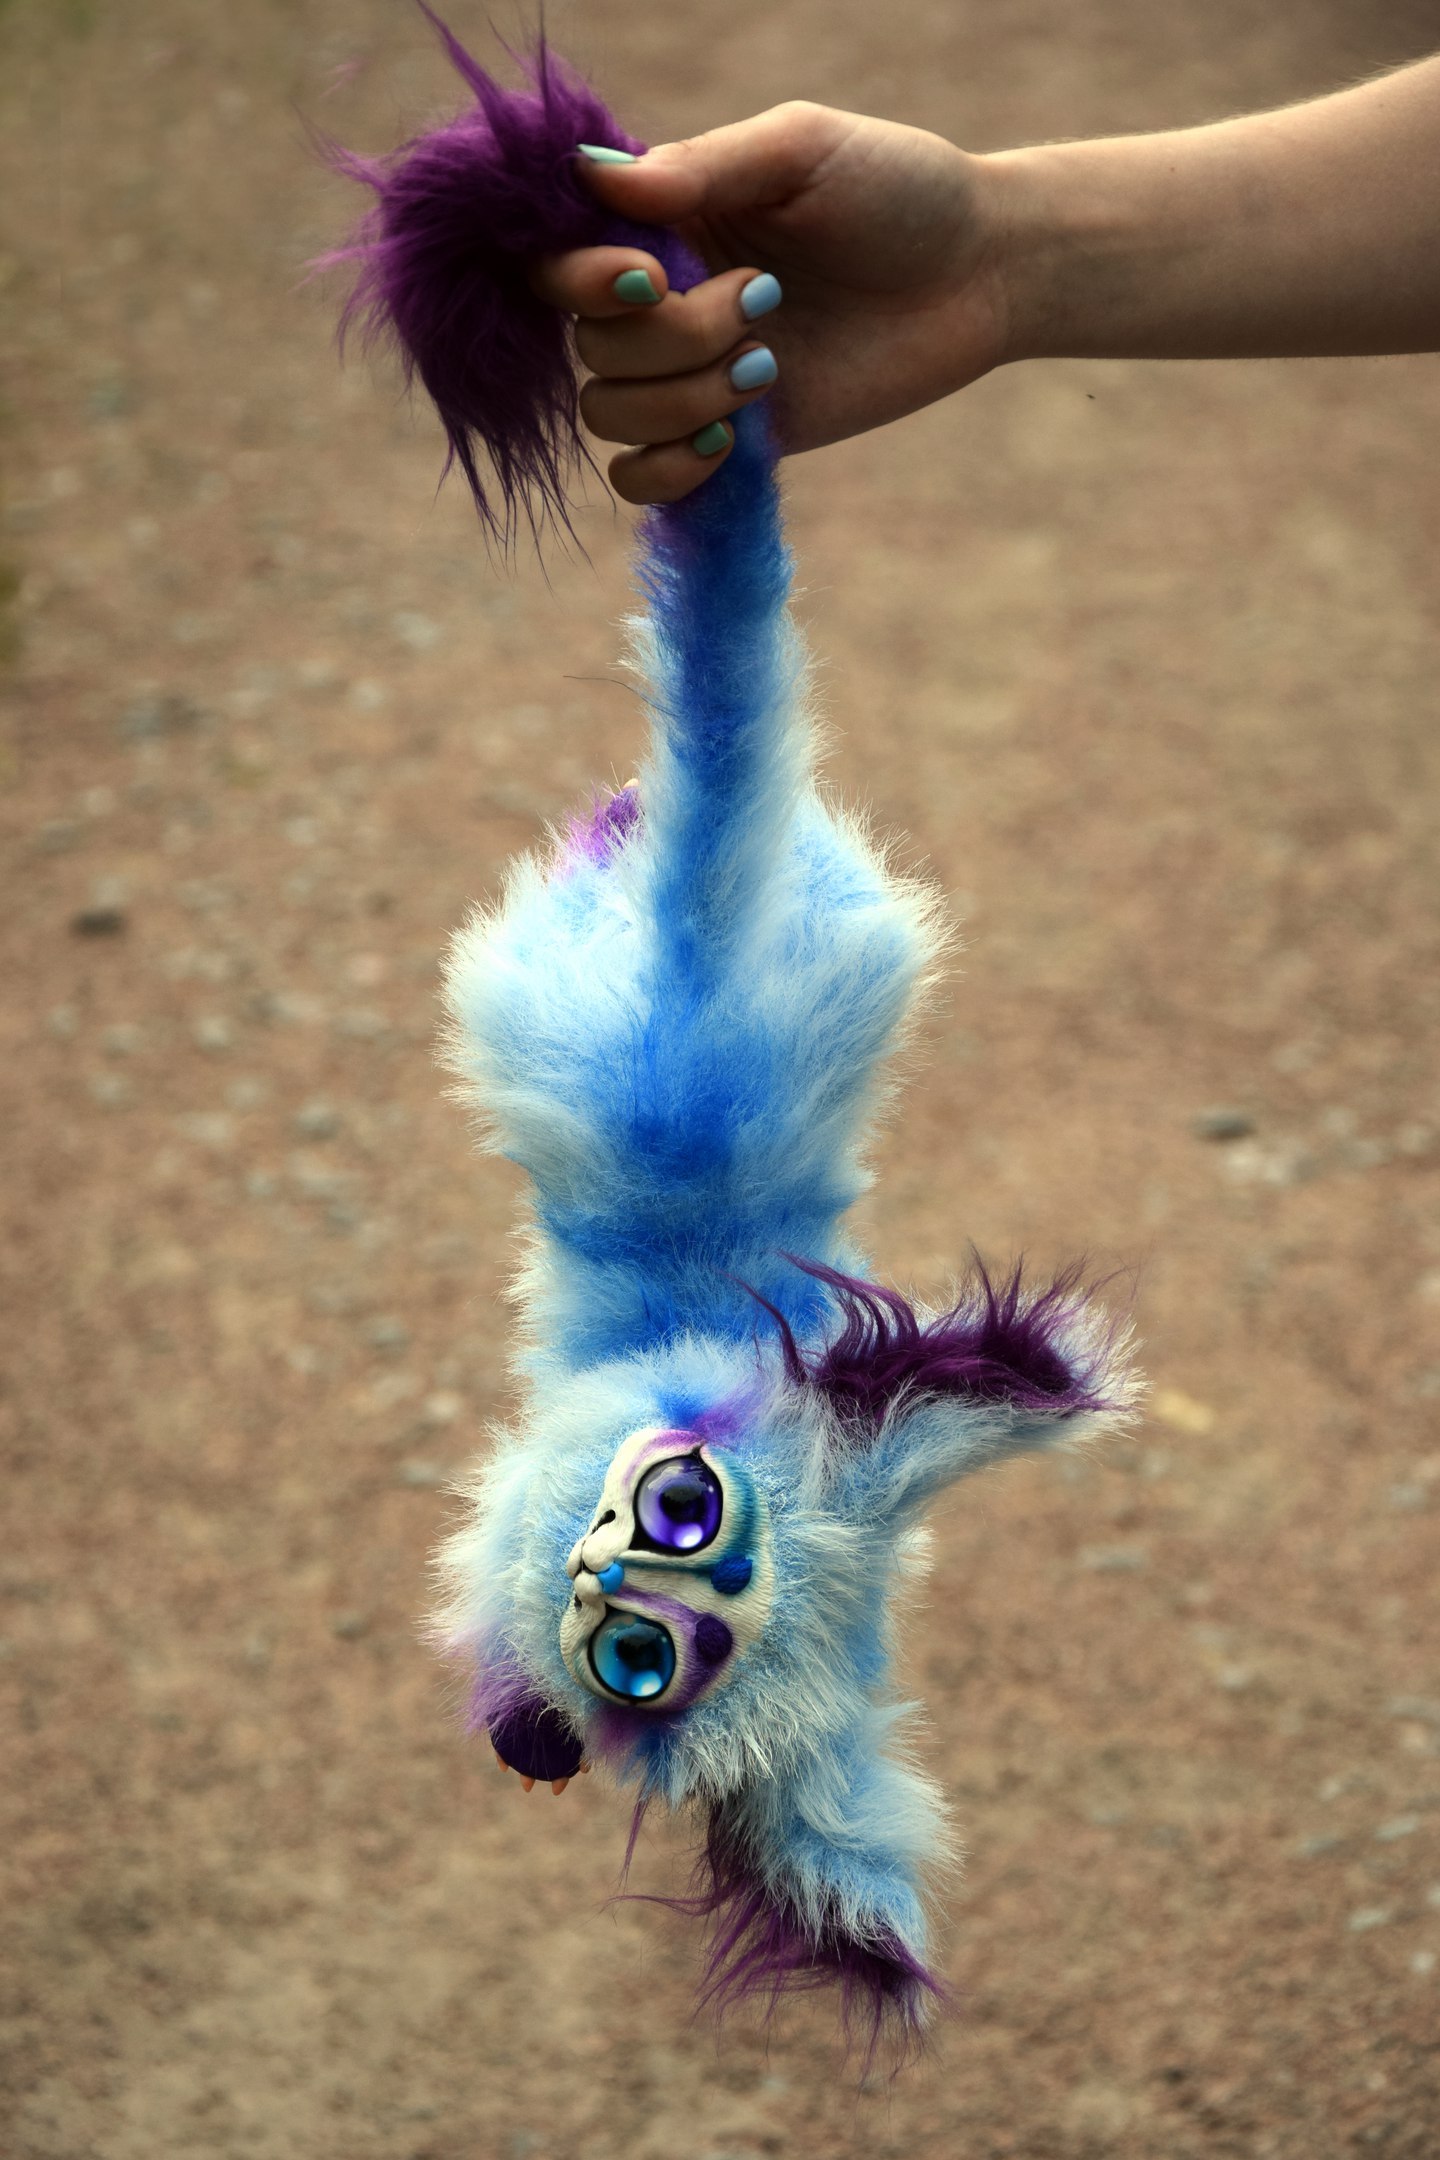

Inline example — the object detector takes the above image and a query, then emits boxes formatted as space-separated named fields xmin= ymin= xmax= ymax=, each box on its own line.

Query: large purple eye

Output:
xmin=633 ymin=1456 xmax=723 ymax=1554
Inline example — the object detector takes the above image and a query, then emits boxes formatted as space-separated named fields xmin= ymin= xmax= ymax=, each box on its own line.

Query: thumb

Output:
xmin=579 ymin=103 xmax=847 ymax=223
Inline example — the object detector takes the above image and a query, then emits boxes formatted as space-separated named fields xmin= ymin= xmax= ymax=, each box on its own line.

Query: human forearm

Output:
xmin=986 ymin=56 xmax=1440 ymax=365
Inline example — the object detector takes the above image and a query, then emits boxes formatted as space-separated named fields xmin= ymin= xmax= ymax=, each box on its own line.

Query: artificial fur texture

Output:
xmin=331 ymin=12 xmax=1140 ymax=2053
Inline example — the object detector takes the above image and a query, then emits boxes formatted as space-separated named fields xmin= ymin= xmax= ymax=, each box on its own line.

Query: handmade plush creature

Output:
xmin=328 ymin=13 xmax=1137 ymax=2048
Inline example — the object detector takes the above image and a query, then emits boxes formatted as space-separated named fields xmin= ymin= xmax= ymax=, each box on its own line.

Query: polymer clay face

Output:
xmin=561 ymin=1428 xmax=773 ymax=1711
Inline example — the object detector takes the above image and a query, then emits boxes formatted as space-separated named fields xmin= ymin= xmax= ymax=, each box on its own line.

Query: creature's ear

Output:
xmin=641 ymin=1705 xmax=948 ymax=2058
xmin=750 ymin=1254 xmax=1136 ymax=1520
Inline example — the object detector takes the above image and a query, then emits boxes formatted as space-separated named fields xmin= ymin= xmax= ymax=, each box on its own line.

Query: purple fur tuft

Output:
xmin=565 ymin=780 xmax=642 ymax=865
xmin=629 ymin=1801 xmax=945 ymax=2063
xmin=317 ymin=9 xmax=706 ymax=552
xmin=746 ymin=1254 xmax=1121 ymax=1435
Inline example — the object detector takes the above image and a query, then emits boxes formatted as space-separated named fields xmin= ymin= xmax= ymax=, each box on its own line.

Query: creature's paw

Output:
xmin=487 ymin=1693 xmax=586 ymax=1792
xmin=494 ymin=1748 xmax=592 ymax=1796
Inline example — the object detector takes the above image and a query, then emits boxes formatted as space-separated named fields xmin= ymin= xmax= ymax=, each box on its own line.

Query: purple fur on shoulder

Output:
xmin=317 ymin=8 xmax=707 ymax=551
xmin=630 ymin=1800 xmax=944 ymax=2060
xmin=747 ymin=1254 xmax=1119 ymax=1435
xmin=565 ymin=780 xmax=642 ymax=865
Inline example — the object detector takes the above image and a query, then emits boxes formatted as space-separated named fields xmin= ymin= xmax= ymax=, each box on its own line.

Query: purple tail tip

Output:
xmin=315 ymin=11 xmax=676 ymax=553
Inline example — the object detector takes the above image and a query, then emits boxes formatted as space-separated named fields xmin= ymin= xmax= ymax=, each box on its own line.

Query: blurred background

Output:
xmin=2 ymin=1 xmax=1438 ymax=2155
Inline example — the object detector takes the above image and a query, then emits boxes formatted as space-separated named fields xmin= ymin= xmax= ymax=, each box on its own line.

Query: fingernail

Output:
xmin=691 ymin=421 xmax=731 ymax=458
xmin=613 ymin=268 xmax=661 ymax=306
xmin=577 ymin=143 xmax=637 ymax=164
xmin=729 ymin=346 xmax=778 ymax=392
xmin=740 ymin=272 xmax=782 ymax=321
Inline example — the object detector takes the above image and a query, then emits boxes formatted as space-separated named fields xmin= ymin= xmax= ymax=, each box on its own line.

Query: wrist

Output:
xmin=975 ymin=142 xmax=1106 ymax=367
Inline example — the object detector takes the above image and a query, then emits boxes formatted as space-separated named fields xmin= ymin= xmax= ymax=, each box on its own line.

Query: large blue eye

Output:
xmin=633 ymin=1456 xmax=723 ymax=1553
xmin=589 ymin=1611 xmax=677 ymax=1701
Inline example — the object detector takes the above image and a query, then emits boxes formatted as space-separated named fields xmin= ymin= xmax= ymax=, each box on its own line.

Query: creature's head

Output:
xmin=560 ymin=1426 xmax=773 ymax=1716
xmin=453 ymin=1258 xmax=1134 ymax=2049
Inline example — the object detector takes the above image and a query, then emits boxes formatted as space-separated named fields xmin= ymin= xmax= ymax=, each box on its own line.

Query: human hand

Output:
xmin=529 ymin=102 xmax=1011 ymax=503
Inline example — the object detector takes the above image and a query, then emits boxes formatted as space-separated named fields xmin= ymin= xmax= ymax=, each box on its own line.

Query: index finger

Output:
xmin=528 ymin=246 xmax=671 ymax=318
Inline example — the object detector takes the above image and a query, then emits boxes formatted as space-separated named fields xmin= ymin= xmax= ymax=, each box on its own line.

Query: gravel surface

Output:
xmin=2 ymin=3 xmax=1438 ymax=2156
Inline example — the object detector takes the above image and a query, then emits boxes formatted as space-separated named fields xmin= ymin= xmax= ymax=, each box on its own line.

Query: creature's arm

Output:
xmin=755 ymin=1253 xmax=1138 ymax=1523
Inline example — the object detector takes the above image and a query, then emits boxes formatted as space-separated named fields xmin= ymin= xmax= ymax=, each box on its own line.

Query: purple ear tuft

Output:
xmin=745 ymin=1253 xmax=1123 ymax=1436
xmin=315 ymin=8 xmax=706 ymax=553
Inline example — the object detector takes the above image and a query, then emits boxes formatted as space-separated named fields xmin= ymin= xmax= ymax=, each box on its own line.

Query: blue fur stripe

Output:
xmin=443 ymin=401 xmax=943 ymax=1369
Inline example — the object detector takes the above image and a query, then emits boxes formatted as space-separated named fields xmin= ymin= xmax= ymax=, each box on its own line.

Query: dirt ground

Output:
xmin=3 ymin=1 xmax=1439 ymax=2155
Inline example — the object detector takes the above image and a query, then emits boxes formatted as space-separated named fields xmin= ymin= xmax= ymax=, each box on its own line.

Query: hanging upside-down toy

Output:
xmin=326 ymin=10 xmax=1138 ymax=2050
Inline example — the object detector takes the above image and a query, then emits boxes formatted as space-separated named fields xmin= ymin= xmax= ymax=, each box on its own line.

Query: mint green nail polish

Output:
xmin=577 ymin=143 xmax=638 ymax=164
xmin=692 ymin=421 xmax=730 ymax=458
xmin=613 ymin=269 xmax=661 ymax=306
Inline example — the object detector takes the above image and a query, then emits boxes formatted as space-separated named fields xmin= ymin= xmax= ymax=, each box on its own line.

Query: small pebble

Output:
xmin=89 ymin=1073 xmax=133 ymax=1109
xmin=1376 ymin=1816 xmax=1420 ymax=1842
xmin=120 ymin=690 xmax=204 ymax=740
xmin=102 ymin=1023 xmax=145 ymax=1056
xmin=392 ymin=610 xmax=440 ymax=652
xmin=1386 ymin=1484 xmax=1428 ymax=1513
xmin=293 ymin=1099 xmax=341 ymax=1140
xmin=397 ymin=1461 xmax=447 ymax=1489
xmin=367 ymin=1316 xmax=411 ymax=1356
xmin=1411 ymin=1950 xmax=1436 ymax=1976
xmin=71 ymin=904 xmax=126 ymax=937
xmin=48 ymin=1005 xmax=79 ymax=1039
xmin=1078 ymin=1545 xmax=1148 ymax=1573
xmin=1388 ymin=1698 xmax=1440 ymax=1727
xmin=1347 ymin=1907 xmax=1393 ymax=1933
xmin=193 ymin=1016 xmax=234 ymax=1053
xmin=1152 ymin=1387 xmax=1216 ymax=1436
xmin=419 ymin=1390 xmax=462 ymax=1429
xmin=330 ymin=1611 xmax=368 ymax=1640
xmin=176 ymin=1112 xmax=235 ymax=1151
xmin=1192 ymin=1106 xmax=1255 ymax=1142
xmin=334 ymin=1008 xmax=388 ymax=1040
